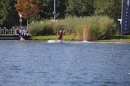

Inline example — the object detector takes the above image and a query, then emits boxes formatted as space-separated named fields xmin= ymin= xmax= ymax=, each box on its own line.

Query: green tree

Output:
xmin=65 ymin=0 xmax=95 ymax=17
xmin=39 ymin=0 xmax=66 ymax=19
xmin=39 ymin=0 xmax=54 ymax=19
xmin=0 ymin=0 xmax=18 ymax=28
xmin=94 ymin=0 xmax=122 ymax=21
xmin=56 ymin=0 xmax=66 ymax=19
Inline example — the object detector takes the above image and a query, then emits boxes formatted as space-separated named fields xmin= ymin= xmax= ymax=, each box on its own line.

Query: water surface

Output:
xmin=0 ymin=40 xmax=130 ymax=86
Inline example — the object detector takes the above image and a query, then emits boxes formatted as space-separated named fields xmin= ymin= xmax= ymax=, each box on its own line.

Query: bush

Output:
xmin=28 ymin=16 xmax=117 ymax=41
xmin=28 ymin=20 xmax=54 ymax=36
xmin=81 ymin=16 xmax=117 ymax=41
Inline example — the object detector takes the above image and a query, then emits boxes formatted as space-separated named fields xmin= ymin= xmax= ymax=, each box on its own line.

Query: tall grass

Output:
xmin=76 ymin=16 xmax=117 ymax=41
xmin=28 ymin=16 xmax=117 ymax=41
xmin=28 ymin=20 xmax=54 ymax=36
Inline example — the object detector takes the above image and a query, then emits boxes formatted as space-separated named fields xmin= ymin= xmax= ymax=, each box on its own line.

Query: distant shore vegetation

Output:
xmin=28 ymin=16 xmax=117 ymax=41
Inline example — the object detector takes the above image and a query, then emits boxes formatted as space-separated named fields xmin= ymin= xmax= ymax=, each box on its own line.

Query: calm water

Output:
xmin=0 ymin=40 xmax=130 ymax=86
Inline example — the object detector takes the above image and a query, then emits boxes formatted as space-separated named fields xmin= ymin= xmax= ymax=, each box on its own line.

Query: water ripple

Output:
xmin=0 ymin=40 xmax=130 ymax=86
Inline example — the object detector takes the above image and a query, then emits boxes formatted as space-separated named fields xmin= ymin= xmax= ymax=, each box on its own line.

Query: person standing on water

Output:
xmin=57 ymin=30 xmax=63 ymax=40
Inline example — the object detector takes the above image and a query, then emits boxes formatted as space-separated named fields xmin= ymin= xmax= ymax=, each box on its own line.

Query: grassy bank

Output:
xmin=30 ymin=35 xmax=76 ymax=41
xmin=102 ymin=35 xmax=130 ymax=42
xmin=107 ymin=35 xmax=130 ymax=40
xmin=0 ymin=34 xmax=14 ymax=36
xmin=30 ymin=35 xmax=130 ymax=42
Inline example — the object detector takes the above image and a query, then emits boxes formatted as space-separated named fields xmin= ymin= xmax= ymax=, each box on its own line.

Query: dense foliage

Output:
xmin=0 ymin=0 xmax=122 ymax=27
xmin=0 ymin=0 xmax=18 ymax=28
xmin=14 ymin=0 xmax=40 ymax=19
xmin=28 ymin=16 xmax=117 ymax=41
xmin=14 ymin=0 xmax=40 ymax=27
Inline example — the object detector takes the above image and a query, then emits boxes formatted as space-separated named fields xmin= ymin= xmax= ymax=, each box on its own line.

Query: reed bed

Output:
xmin=28 ymin=16 xmax=117 ymax=41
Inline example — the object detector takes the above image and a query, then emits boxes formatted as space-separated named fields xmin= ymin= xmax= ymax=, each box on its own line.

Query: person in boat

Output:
xmin=23 ymin=28 xmax=28 ymax=38
xmin=57 ymin=30 xmax=63 ymax=40
xmin=16 ymin=27 xmax=20 ymax=36
xmin=20 ymin=28 xmax=24 ymax=37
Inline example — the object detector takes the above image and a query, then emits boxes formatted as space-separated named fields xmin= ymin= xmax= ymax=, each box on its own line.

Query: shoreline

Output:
xmin=29 ymin=36 xmax=130 ymax=43
xmin=92 ymin=40 xmax=130 ymax=43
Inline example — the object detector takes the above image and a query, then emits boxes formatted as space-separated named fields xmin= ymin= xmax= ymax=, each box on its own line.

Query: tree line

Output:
xmin=0 ymin=0 xmax=122 ymax=29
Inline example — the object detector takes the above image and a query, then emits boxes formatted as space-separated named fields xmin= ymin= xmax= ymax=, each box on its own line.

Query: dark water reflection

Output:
xmin=0 ymin=40 xmax=130 ymax=86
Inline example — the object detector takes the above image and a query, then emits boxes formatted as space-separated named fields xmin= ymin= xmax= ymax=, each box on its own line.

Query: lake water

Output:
xmin=0 ymin=40 xmax=130 ymax=86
